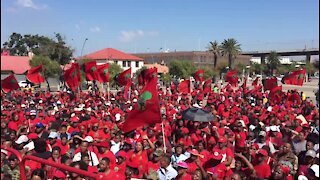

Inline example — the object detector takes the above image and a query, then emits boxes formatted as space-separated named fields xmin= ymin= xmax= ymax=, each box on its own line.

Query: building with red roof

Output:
xmin=1 ymin=55 xmax=31 ymax=74
xmin=77 ymin=48 xmax=144 ymax=74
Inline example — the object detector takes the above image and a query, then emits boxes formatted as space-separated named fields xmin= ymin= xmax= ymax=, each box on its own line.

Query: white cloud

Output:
xmin=16 ymin=0 xmax=47 ymax=10
xmin=90 ymin=26 xmax=101 ymax=33
xmin=119 ymin=30 xmax=159 ymax=42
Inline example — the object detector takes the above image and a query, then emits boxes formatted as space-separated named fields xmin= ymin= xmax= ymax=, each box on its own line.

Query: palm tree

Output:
xmin=207 ymin=41 xmax=221 ymax=68
xmin=267 ymin=51 xmax=280 ymax=76
xmin=220 ymin=38 xmax=241 ymax=69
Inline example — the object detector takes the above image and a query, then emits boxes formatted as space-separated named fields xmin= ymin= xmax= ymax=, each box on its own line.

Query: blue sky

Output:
xmin=1 ymin=0 xmax=319 ymax=57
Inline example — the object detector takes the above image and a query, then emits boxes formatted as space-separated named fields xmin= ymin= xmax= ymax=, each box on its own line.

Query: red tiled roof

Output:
xmin=1 ymin=56 xmax=31 ymax=74
xmin=77 ymin=48 xmax=143 ymax=61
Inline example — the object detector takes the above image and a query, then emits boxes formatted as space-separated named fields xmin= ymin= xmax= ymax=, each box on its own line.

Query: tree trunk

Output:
xmin=45 ymin=77 xmax=51 ymax=92
xmin=214 ymin=54 xmax=217 ymax=68
xmin=228 ymin=54 xmax=232 ymax=69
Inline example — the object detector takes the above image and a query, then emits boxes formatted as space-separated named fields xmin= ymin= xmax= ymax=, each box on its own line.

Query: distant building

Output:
xmin=250 ymin=56 xmax=305 ymax=65
xmin=133 ymin=51 xmax=251 ymax=68
xmin=1 ymin=55 xmax=32 ymax=82
xmin=77 ymin=48 xmax=144 ymax=74
xmin=144 ymin=63 xmax=169 ymax=74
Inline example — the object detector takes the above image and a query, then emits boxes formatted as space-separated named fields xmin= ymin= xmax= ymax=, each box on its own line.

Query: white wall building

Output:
xmin=250 ymin=56 xmax=292 ymax=64
xmin=78 ymin=48 xmax=144 ymax=75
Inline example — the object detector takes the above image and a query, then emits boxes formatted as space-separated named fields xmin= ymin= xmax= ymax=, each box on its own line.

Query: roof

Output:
xmin=1 ymin=56 xmax=31 ymax=74
xmin=144 ymin=63 xmax=169 ymax=74
xmin=78 ymin=48 xmax=143 ymax=61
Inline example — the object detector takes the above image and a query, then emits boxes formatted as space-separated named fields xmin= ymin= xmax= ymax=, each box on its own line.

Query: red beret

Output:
xmin=117 ymin=150 xmax=127 ymax=158
xmin=257 ymin=149 xmax=268 ymax=156
xmin=218 ymin=136 xmax=227 ymax=143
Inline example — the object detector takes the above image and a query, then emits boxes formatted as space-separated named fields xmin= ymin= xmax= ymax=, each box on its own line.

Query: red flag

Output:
xmin=64 ymin=63 xmax=81 ymax=91
xmin=26 ymin=65 xmax=45 ymax=84
xmin=194 ymin=69 xmax=205 ymax=82
xmin=203 ymin=79 xmax=212 ymax=93
xmin=241 ymin=77 xmax=247 ymax=89
xmin=269 ymin=85 xmax=282 ymax=101
xmin=115 ymin=68 xmax=131 ymax=86
xmin=122 ymin=77 xmax=161 ymax=132
xmin=282 ymin=69 xmax=306 ymax=86
xmin=252 ymin=77 xmax=259 ymax=86
xmin=1 ymin=74 xmax=20 ymax=93
xmin=97 ymin=63 xmax=109 ymax=83
xmin=264 ymin=77 xmax=278 ymax=91
xmin=84 ymin=61 xmax=99 ymax=81
xmin=139 ymin=68 xmax=158 ymax=85
xmin=288 ymin=92 xmax=301 ymax=105
xmin=251 ymin=85 xmax=263 ymax=94
xmin=225 ymin=70 xmax=238 ymax=87
xmin=179 ymin=80 xmax=191 ymax=94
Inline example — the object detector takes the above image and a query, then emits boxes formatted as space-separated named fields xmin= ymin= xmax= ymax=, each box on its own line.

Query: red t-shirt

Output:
xmin=254 ymin=163 xmax=271 ymax=179
xmin=147 ymin=161 xmax=160 ymax=174
xmin=97 ymin=150 xmax=116 ymax=168
xmin=206 ymin=163 xmax=227 ymax=179
xmin=176 ymin=173 xmax=192 ymax=180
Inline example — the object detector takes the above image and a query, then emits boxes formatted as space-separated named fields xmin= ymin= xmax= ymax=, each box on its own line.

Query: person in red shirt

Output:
xmin=176 ymin=161 xmax=192 ymax=180
xmin=113 ymin=150 xmax=127 ymax=175
xmin=46 ymin=146 xmax=61 ymax=179
xmin=146 ymin=149 xmax=162 ymax=176
xmin=56 ymin=133 xmax=70 ymax=155
xmin=196 ymin=140 xmax=211 ymax=164
xmin=253 ymin=149 xmax=271 ymax=179
xmin=98 ymin=157 xmax=121 ymax=179
xmin=185 ymin=149 xmax=203 ymax=175
xmin=95 ymin=141 xmax=116 ymax=168
xmin=126 ymin=138 xmax=148 ymax=178
xmin=205 ymin=148 xmax=227 ymax=180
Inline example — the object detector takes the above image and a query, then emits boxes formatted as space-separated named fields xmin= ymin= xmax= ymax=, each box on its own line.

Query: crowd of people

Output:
xmin=0 ymin=80 xmax=319 ymax=180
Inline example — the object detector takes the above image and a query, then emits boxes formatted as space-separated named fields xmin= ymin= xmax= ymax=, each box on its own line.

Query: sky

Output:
xmin=1 ymin=0 xmax=319 ymax=57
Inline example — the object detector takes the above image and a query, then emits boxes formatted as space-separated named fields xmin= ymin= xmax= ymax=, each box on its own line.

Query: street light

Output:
xmin=80 ymin=38 xmax=88 ymax=57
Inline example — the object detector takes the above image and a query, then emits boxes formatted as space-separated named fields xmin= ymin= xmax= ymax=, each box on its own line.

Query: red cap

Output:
xmin=95 ymin=141 xmax=110 ymax=148
xmin=211 ymin=148 xmax=223 ymax=160
xmin=257 ymin=149 xmax=268 ymax=157
xmin=189 ymin=149 xmax=200 ymax=156
xmin=181 ymin=128 xmax=189 ymax=134
xmin=218 ymin=136 xmax=227 ymax=143
xmin=70 ymin=116 xmax=79 ymax=123
xmin=136 ymin=138 xmax=144 ymax=143
xmin=279 ymin=165 xmax=290 ymax=175
xmin=117 ymin=151 xmax=127 ymax=158
xmin=27 ymin=133 xmax=38 ymax=140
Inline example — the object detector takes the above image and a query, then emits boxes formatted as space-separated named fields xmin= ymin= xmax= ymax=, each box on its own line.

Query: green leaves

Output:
xmin=169 ymin=60 xmax=195 ymax=79
xmin=3 ymin=32 xmax=73 ymax=65
xmin=30 ymin=55 xmax=61 ymax=78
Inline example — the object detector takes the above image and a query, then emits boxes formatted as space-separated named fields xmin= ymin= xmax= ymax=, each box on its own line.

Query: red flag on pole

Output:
xmin=225 ymin=70 xmax=238 ymax=87
xmin=115 ymin=68 xmax=132 ymax=86
xmin=269 ymin=85 xmax=283 ymax=101
xmin=97 ymin=63 xmax=109 ymax=83
xmin=64 ymin=63 xmax=81 ymax=91
xmin=122 ymin=77 xmax=161 ymax=133
xmin=179 ymin=80 xmax=191 ymax=93
xmin=26 ymin=65 xmax=45 ymax=84
xmin=194 ymin=69 xmax=204 ymax=82
xmin=203 ymin=79 xmax=212 ymax=93
xmin=139 ymin=67 xmax=158 ymax=85
xmin=84 ymin=61 xmax=99 ymax=81
xmin=252 ymin=77 xmax=259 ymax=86
xmin=1 ymin=74 xmax=20 ymax=93
xmin=264 ymin=77 xmax=278 ymax=91
xmin=281 ymin=69 xmax=306 ymax=86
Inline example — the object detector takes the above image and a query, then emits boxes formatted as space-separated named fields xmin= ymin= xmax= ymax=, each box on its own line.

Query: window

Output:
xmin=127 ymin=61 xmax=131 ymax=67
xmin=122 ymin=61 xmax=126 ymax=67
xmin=136 ymin=61 xmax=139 ymax=67
xmin=114 ymin=61 xmax=118 ymax=64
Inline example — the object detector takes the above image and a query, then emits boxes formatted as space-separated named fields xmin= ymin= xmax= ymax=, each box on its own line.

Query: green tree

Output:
xmin=251 ymin=62 xmax=267 ymax=75
xmin=109 ymin=62 xmax=123 ymax=86
xmin=29 ymin=55 xmax=61 ymax=91
xmin=220 ymin=38 xmax=241 ymax=69
xmin=266 ymin=51 xmax=280 ymax=76
xmin=3 ymin=32 xmax=74 ymax=65
xmin=276 ymin=65 xmax=290 ymax=76
xmin=169 ymin=60 xmax=196 ymax=79
xmin=202 ymin=67 xmax=218 ymax=80
xmin=160 ymin=73 xmax=172 ymax=85
xmin=207 ymin=40 xmax=221 ymax=68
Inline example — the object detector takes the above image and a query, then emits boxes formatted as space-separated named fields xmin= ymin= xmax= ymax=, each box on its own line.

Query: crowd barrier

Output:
xmin=1 ymin=145 xmax=104 ymax=180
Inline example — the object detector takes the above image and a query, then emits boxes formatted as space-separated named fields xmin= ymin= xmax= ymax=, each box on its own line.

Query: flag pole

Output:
xmin=161 ymin=121 xmax=167 ymax=154
xmin=107 ymin=82 xmax=110 ymax=101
